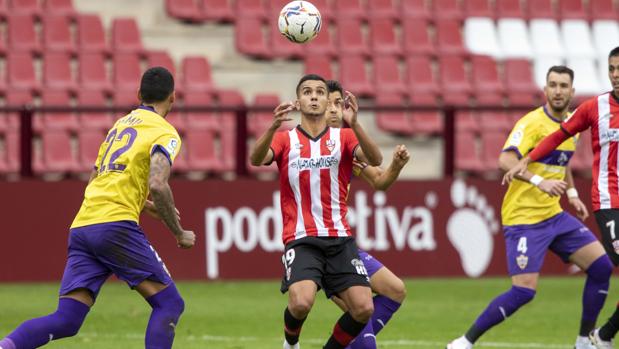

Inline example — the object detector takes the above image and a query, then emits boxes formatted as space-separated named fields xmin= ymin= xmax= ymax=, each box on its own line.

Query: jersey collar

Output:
xmin=296 ymin=125 xmax=329 ymax=142
xmin=138 ymin=105 xmax=156 ymax=113
xmin=542 ymin=105 xmax=564 ymax=124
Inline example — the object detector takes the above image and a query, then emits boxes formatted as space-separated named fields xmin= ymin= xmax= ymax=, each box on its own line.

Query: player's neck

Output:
xmin=141 ymin=103 xmax=167 ymax=118
xmin=300 ymin=115 xmax=327 ymax=138
xmin=543 ymin=103 xmax=568 ymax=121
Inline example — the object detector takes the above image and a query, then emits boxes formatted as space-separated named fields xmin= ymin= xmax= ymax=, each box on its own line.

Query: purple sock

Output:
xmin=145 ymin=284 xmax=185 ymax=349
xmin=580 ymin=255 xmax=612 ymax=336
xmin=2 ymin=297 xmax=89 ymax=349
xmin=466 ymin=286 xmax=535 ymax=343
xmin=370 ymin=295 xmax=401 ymax=335
xmin=347 ymin=321 xmax=376 ymax=349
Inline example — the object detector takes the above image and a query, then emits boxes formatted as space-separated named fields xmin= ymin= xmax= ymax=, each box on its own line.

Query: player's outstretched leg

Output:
xmin=576 ymin=255 xmax=612 ymax=348
xmin=284 ymin=280 xmax=316 ymax=349
xmin=324 ymin=286 xmax=374 ymax=349
xmin=142 ymin=283 xmax=185 ymax=349
xmin=0 ymin=297 xmax=90 ymax=349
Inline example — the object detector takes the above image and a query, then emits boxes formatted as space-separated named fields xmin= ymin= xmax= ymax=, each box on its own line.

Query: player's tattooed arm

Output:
xmin=361 ymin=145 xmax=410 ymax=191
xmin=343 ymin=91 xmax=382 ymax=166
xmin=250 ymin=102 xmax=294 ymax=166
xmin=499 ymin=151 xmax=566 ymax=196
xmin=149 ymin=151 xmax=195 ymax=249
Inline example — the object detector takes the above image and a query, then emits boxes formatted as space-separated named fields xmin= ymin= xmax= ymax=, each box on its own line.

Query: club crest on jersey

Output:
xmin=295 ymin=143 xmax=303 ymax=149
xmin=516 ymin=254 xmax=528 ymax=270
xmin=558 ymin=152 xmax=569 ymax=166
xmin=326 ymin=139 xmax=336 ymax=152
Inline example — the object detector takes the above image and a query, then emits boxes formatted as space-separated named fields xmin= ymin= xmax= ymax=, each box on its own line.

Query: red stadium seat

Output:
xmin=236 ymin=0 xmax=268 ymax=20
xmin=111 ymin=18 xmax=144 ymax=55
xmin=249 ymin=94 xmax=281 ymax=136
xmin=375 ymin=93 xmax=413 ymax=135
xmin=306 ymin=0 xmax=332 ymax=20
xmin=527 ymin=0 xmax=557 ymax=19
xmin=337 ymin=18 xmax=370 ymax=57
xmin=0 ymin=0 xmax=7 ymax=19
xmin=76 ymin=128 xmax=105 ymax=173
xmin=402 ymin=18 xmax=435 ymax=56
xmin=303 ymin=55 xmax=334 ymax=79
xmin=7 ymin=52 xmax=39 ymax=92
xmin=400 ymin=0 xmax=431 ymax=19
xmin=184 ymin=91 xmax=218 ymax=129
xmin=374 ymin=55 xmax=406 ymax=95
xmin=77 ymin=89 xmax=113 ymax=130
xmin=10 ymin=0 xmax=41 ymax=17
xmin=410 ymin=111 xmax=443 ymax=135
xmin=40 ymin=89 xmax=78 ymax=131
xmin=43 ymin=52 xmax=77 ymax=92
xmin=339 ymin=55 xmax=374 ymax=97
xmin=3 ymin=90 xmax=32 ymax=130
xmin=406 ymin=55 xmax=439 ymax=105
xmin=590 ymin=0 xmax=617 ymax=20
xmin=504 ymin=59 xmax=539 ymax=105
xmin=464 ymin=0 xmax=493 ymax=17
xmin=42 ymin=15 xmax=74 ymax=54
xmin=78 ymin=52 xmax=112 ymax=93
xmin=181 ymin=56 xmax=214 ymax=92
xmin=113 ymin=88 xmax=139 ymax=110
xmin=270 ymin=24 xmax=305 ymax=58
xmin=471 ymin=55 xmax=505 ymax=106
xmin=432 ymin=0 xmax=463 ymax=20
xmin=455 ymin=111 xmax=480 ymax=132
xmin=368 ymin=0 xmax=398 ymax=19
xmin=165 ymin=111 xmax=186 ymax=134
xmin=495 ymin=0 xmax=525 ymax=18
xmin=438 ymin=55 xmax=472 ymax=106
xmin=166 ymin=0 xmax=203 ymax=22
xmin=558 ymin=0 xmax=589 ymax=20
xmin=34 ymin=129 xmax=77 ymax=173
xmin=0 ymin=60 xmax=7 ymax=95
xmin=435 ymin=19 xmax=467 ymax=56
xmin=369 ymin=18 xmax=403 ymax=56
xmin=43 ymin=0 xmax=76 ymax=18
xmin=185 ymin=128 xmax=224 ymax=172
xmin=235 ymin=18 xmax=272 ymax=58
xmin=146 ymin=50 xmax=176 ymax=75
xmin=456 ymin=131 xmax=484 ymax=172
xmin=77 ymin=15 xmax=109 ymax=54
xmin=303 ymin=23 xmax=336 ymax=57
xmin=0 ymin=131 xmax=20 ymax=174
xmin=334 ymin=0 xmax=367 ymax=20
xmin=215 ymin=89 xmax=241 ymax=171
xmin=480 ymin=131 xmax=507 ymax=171
xmin=113 ymin=53 xmax=142 ymax=91
xmin=478 ymin=111 xmax=512 ymax=131
xmin=201 ymin=0 xmax=234 ymax=22
xmin=7 ymin=14 xmax=40 ymax=54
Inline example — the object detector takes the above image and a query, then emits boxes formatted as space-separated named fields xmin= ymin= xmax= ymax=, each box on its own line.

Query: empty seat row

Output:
xmin=0 ymin=0 xmax=77 ymax=19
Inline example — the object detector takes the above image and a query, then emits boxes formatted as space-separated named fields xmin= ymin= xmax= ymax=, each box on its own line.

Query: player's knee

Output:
xmin=587 ymin=255 xmax=613 ymax=283
xmin=289 ymin=296 xmax=314 ymax=317
xmin=350 ymin=300 xmax=374 ymax=323
xmin=512 ymin=286 xmax=536 ymax=305
xmin=386 ymin=278 xmax=407 ymax=304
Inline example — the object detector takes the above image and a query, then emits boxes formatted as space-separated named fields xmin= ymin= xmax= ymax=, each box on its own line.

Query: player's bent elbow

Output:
xmin=148 ymin=180 xmax=168 ymax=196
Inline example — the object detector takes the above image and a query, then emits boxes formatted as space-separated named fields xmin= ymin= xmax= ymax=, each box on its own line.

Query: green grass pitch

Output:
xmin=1 ymin=277 xmax=617 ymax=348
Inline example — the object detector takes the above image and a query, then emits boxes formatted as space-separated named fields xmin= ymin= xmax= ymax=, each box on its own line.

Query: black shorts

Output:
xmin=595 ymin=209 xmax=619 ymax=266
xmin=280 ymin=236 xmax=371 ymax=298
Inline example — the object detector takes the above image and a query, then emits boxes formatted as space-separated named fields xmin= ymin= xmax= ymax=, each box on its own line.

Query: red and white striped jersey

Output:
xmin=271 ymin=126 xmax=359 ymax=245
xmin=562 ymin=92 xmax=619 ymax=210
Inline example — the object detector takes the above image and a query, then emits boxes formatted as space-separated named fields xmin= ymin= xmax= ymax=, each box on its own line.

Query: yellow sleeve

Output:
xmin=151 ymin=132 xmax=182 ymax=165
xmin=502 ymin=118 xmax=539 ymax=159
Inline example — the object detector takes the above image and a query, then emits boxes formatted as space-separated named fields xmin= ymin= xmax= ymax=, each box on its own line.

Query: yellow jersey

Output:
xmin=71 ymin=106 xmax=182 ymax=228
xmin=501 ymin=106 xmax=578 ymax=226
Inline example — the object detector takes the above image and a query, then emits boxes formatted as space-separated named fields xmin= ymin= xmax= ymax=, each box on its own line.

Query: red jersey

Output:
xmin=271 ymin=126 xmax=359 ymax=245
xmin=560 ymin=92 xmax=619 ymax=210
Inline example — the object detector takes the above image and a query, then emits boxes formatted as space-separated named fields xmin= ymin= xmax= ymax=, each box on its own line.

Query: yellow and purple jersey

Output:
xmin=501 ymin=106 xmax=578 ymax=226
xmin=71 ymin=106 xmax=182 ymax=228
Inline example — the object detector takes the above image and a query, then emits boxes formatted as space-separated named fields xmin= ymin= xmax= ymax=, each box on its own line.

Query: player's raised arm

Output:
xmin=148 ymin=151 xmax=195 ymax=249
xmin=359 ymin=145 xmax=410 ymax=191
xmin=343 ymin=91 xmax=383 ymax=166
xmin=250 ymin=101 xmax=294 ymax=166
xmin=499 ymin=150 xmax=567 ymax=196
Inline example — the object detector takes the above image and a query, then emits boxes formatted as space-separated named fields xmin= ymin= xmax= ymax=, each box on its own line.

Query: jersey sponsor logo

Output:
xmin=557 ymin=152 xmax=569 ymax=166
xmin=516 ymin=254 xmax=528 ymax=270
xmin=290 ymin=155 xmax=339 ymax=171
xmin=603 ymin=129 xmax=619 ymax=143
xmin=166 ymin=139 xmax=179 ymax=157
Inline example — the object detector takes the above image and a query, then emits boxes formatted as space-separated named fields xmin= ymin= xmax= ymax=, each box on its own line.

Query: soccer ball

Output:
xmin=278 ymin=1 xmax=321 ymax=44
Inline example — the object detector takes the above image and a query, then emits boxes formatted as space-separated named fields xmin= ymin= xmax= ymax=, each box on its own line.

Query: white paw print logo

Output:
xmin=447 ymin=179 xmax=500 ymax=278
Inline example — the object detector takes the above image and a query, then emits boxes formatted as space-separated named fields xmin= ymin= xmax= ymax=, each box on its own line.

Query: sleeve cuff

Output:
xmin=502 ymin=146 xmax=523 ymax=159
xmin=151 ymin=145 xmax=173 ymax=166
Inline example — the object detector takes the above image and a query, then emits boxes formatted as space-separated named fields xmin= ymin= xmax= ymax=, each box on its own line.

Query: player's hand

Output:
xmin=392 ymin=145 xmax=410 ymax=168
xmin=538 ymin=179 xmax=567 ymax=197
xmin=143 ymin=200 xmax=180 ymax=222
xmin=271 ymin=102 xmax=295 ymax=131
xmin=176 ymin=230 xmax=195 ymax=249
xmin=502 ymin=157 xmax=531 ymax=185
xmin=569 ymin=197 xmax=589 ymax=221
xmin=342 ymin=91 xmax=359 ymax=127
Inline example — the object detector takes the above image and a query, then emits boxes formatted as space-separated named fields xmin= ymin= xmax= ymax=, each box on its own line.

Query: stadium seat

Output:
xmin=402 ymin=18 xmax=435 ymax=56
xmin=527 ymin=0 xmax=557 ymax=19
xmin=495 ymin=0 xmax=525 ymax=18
xmin=0 ymin=131 xmax=19 ymax=174
xmin=571 ymin=129 xmax=593 ymax=172
xmin=10 ymin=0 xmax=41 ymax=18
xmin=214 ymin=89 xmax=241 ymax=171
xmin=78 ymin=52 xmax=112 ymax=93
xmin=368 ymin=0 xmax=398 ymax=19
xmin=478 ymin=111 xmax=512 ymax=131
xmin=533 ymin=57 xmax=565 ymax=89
xmin=561 ymin=20 xmax=596 ymax=59
xmin=165 ymin=111 xmax=186 ymax=134
xmin=7 ymin=52 xmax=39 ymax=92
xmin=184 ymin=91 xmax=218 ymax=130
xmin=463 ymin=17 xmax=502 ymax=58
xmin=0 ymin=61 xmax=7 ymax=94
xmin=504 ymin=59 xmax=539 ymax=105
xmin=181 ymin=56 xmax=215 ymax=92
xmin=337 ymin=18 xmax=370 ymax=57
xmin=558 ymin=0 xmax=589 ymax=20
xmin=303 ymin=55 xmax=333 ymax=79
xmin=40 ymin=89 xmax=78 ymax=131
xmin=455 ymin=131 xmax=484 ymax=172
xmin=111 ymin=18 xmax=144 ymax=55
xmin=593 ymin=21 xmax=619 ymax=58
xmin=236 ymin=0 xmax=268 ymax=20
xmin=590 ymin=0 xmax=617 ymax=21
xmin=463 ymin=0 xmax=493 ymax=17
xmin=34 ymin=129 xmax=77 ymax=173
xmin=113 ymin=88 xmax=139 ymax=110
xmin=270 ymin=25 xmax=305 ymax=58
xmin=432 ymin=0 xmax=462 ymax=20
xmin=166 ymin=0 xmax=203 ymax=22
xmin=455 ymin=111 xmax=480 ymax=132
xmin=113 ymin=53 xmax=142 ymax=91
xmin=43 ymin=0 xmax=76 ymax=19
xmin=438 ymin=55 xmax=472 ymax=106
xmin=184 ymin=128 xmax=224 ymax=172
xmin=400 ymin=0 xmax=431 ymax=19
xmin=471 ymin=55 xmax=504 ymax=106
xmin=497 ymin=19 xmax=533 ymax=59
xmin=375 ymin=93 xmax=413 ymax=135
xmin=529 ymin=19 xmax=565 ymax=59
xmin=201 ymin=0 xmax=234 ymax=22
xmin=435 ymin=19 xmax=467 ymax=56
xmin=369 ymin=18 xmax=402 ymax=56
xmin=334 ymin=0 xmax=367 ymax=20
xmin=77 ymin=15 xmax=109 ymax=55
xmin=235 ymin=18 xmax=272 ymax=58
xmin=339 ymin=55 xmax=374 ymax=97
xmin=410 ymin=111 xmax=443 ymax=135
xmin=76 ymin=128 xmax=105 ymax=173
xmin=43 ymin=52 xmax=77 ymax=92
xmin=42 ymin=15 xmax=75 ymax=54
xmin=599 ymin=54 xmax=613 ymax=91
xmin=373 ymin=55 xmax=406 ymax=95
xmin=303 ymin=27 xmax=336 ymax=57
xmin=146 ymin=50 xmax=176 ymax=75
xmin=567 ymin=58 xmax=602 ymax=96
xmin=406 ymin=55 xmax=439 ymax=105
xmin=77 ymin=89 xmax=113 ymax=130
xmin=4 ymin=90 xmax=32 ymax=130
xmin=480 ymin=131 xmax=506 ymax=171
xmin=249 ymin=94 xmax=281 ymax=136
xmin=0 ymin=0 xmax=7 ymax=20
xmin=7 ymin=14 xmax=41 ymax=54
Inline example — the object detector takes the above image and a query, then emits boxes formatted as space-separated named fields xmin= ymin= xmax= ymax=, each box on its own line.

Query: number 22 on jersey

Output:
xmin=99 ymin=127 xmax=138 ymax=173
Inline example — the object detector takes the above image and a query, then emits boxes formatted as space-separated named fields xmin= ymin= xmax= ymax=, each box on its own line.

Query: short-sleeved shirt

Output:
xmin=501 ymin=106 xmax=578 ymax=226
xmin=71 ymin=106 xmax=182 ymax=228
xmin=271 ymin=125 xmax=359 ymax=245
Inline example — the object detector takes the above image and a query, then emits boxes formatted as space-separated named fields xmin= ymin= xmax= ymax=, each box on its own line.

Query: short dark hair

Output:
xmin=609 ymin=46 xmax=619 ymax=59
xmin=296 ymin=74 xmax=327 ymax=96
xmin=546 ymin=65 xmax=574 ymax=83
xmin=326 ymin=80 xmax=344 ymax=96
xmin=139 ymin=67 xmax=175 ymax=104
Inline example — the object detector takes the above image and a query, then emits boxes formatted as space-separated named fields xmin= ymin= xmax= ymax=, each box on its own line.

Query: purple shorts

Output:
xmin=358 ymin=250 xmax=384 ymax=277
xmin=59 ymin=221 xmax=172 ymax=299
xmin=504 ymin=212 xmax=598 ymax=276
